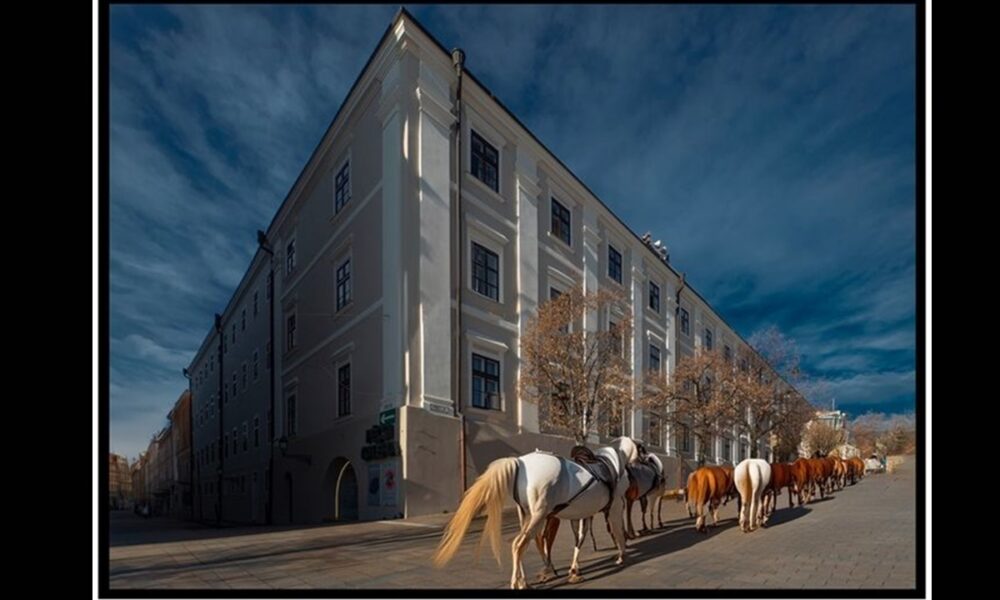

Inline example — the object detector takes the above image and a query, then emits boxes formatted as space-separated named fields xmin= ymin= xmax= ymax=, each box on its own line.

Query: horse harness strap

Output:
xmin=550 ymin=455 xmax=618 ymax=516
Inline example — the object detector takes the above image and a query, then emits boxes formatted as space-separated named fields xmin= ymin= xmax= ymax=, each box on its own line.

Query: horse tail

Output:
xmin=433 ymin=456 xmax=518 ymax=568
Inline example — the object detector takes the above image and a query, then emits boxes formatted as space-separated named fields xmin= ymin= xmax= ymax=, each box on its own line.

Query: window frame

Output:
xmin=337 ymin=362 xmax=351 ymax=418
xmin=550 ymin=197 xmax=572 ymax=247
xmin=335 ymin=255 xmax=352 ymax=312
xmin=608 ymin=244 xmax=623 ymax=285
xmin=470 ymin=129 xmax=500 ymax=194
xmin=334 ymin=157 xmax=351 ymax=214
xmin=471 ymin=352 xmax=502 ymax=411
xmin=649 ymin=280 xmax=660 ymax=313
xmin=680 ymin=307 xmax=690 ymax=336
xmin=470 ymin=241 xmax=501 ymax=302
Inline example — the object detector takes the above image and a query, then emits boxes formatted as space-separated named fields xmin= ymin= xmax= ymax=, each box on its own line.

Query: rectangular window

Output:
xmin=242 ymin=422 xmax=248 ymax=451
xmin=241 ymin=309 xmax=246 ymax=331
xmin=254 ymin=416 xmax=260 ymax=448
xmin=740 ymin=442 xmax=748 ymax=461
xmin=470 ymin=130 xmax=499 ymax=193
xmin=724 ymin=438 xmax=732 ymax=462
xmin=551 ymin=198 xmax=571 ymax=246
xmin=705 ymin=329 xmax=714 ymax=351
xmin=608 ymin=245 xmax=622 ymax=284
xmin=286 ymin=314 xmax=297 ymax=351
xmin=471 ymin=353 xmax=501 ymax=410
xmin=210 ymin=355 xmax=214 ymax=372
xmin=681 ymin=425 xmax=691 ymax=452
xmin=338 ymin=363 xmax=351 ymax=417
xmin=253 ymin=292 xmax=259 ymax=317
xmin=649 ymin=281 xmax=660 ymax=312
xmin=287 ymin=393 xmax=297 ymax=436
xmin=232 ymin=427 xmax=238 ymax=454
xmin=649 ymin=344 xmax=661 ymax=373
xmin=550 ymin=287 xmax=561 ymax=301
xmin=335 ymin=160 xmax=351 ymax=213
xmin=336 ymin=258 xmax=352 ymax=311
xmin=253 ymin=350 xmax=259 ymax=381
xmin=232 ymin=373 xmax=238 ymax=399
xmin=471 ymin=242 xmax=499 ymax=301
xmin=241 ymin=362 xmax=248 ymax=390
xmin=231 ymin=323 xmax=236 ymax=344
xmin=286 ymin=239 xmax=296 ymax=275
xmin=724 ymin=345 xmax=732 ymax=362
xmin=680 ymin=308 xmax=690 ymax=336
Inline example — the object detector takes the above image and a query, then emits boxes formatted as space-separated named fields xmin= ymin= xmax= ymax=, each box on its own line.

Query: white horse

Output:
xmin=734 ymin=458 xmax=771 ymax=532
xmin=432 ymin=446 xmax=629 ymax=589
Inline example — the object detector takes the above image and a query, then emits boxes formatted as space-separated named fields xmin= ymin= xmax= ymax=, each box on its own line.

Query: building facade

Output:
xmin=186 ymin=9 xmax=777 ymax=525
xmin=109 ymin=453 xmax=133 ymax=510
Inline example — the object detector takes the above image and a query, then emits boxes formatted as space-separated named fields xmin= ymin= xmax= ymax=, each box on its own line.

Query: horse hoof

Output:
xmin=615 ymin=557 xmax=624 ymax=566
xmin=568 ymin=574 xmax=585 ymax=584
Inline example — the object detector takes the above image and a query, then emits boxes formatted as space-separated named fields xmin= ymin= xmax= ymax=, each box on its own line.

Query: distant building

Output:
xmin=108 ymin=453 xmax=132 ymax=510
xmin=799 ymin=409 xmax=849 ymax=457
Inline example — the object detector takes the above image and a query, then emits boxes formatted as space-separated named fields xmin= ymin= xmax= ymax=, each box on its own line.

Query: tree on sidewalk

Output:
xmin=642 ymin=348 xmax=739 ymax=466
xmin=519 ymin=285 xmax=633 ymax=444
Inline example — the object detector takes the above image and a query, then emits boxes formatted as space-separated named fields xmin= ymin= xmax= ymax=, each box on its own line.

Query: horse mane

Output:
xmin=570 ymin=445 xmax=597 ymax=463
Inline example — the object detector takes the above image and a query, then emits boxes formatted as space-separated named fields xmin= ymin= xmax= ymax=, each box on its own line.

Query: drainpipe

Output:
xmin=451 ymin=47 xmax=467 ymax=494
xmin=215 ymin=313 xmax=224 ymax=526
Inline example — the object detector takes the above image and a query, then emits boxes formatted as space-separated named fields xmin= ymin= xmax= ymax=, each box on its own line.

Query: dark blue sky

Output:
xmin=110 ymin=5 xmax=918 ymax=459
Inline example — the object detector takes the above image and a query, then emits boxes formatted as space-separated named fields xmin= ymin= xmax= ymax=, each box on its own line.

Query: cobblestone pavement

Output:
xmin=109 ymin=456 xmax=917 ymax=590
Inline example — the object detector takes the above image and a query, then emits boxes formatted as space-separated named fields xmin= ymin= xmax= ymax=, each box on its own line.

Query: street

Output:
xmin=109 ymin=456 xmax=917 ymax=590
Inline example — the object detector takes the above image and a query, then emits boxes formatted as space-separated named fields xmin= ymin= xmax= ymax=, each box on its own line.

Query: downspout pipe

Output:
xmin=451 ymin=47 xmax=467 ymax=494
xmin=257 ymin=230 xmax=276 ymax=525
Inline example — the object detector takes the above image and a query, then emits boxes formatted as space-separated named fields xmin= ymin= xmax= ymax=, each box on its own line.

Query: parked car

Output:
xmin=864 ymin=454 xmax=885 ymax=473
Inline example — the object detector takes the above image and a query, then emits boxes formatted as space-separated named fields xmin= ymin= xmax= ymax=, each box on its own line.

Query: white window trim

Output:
xmin=468 ymin=225 xmax=505 ymax=304
xmin=548 ymin=195 xmax=574 ymax=250
xmin=333 ymin=150 xmax=353 ymax=216
xmin=466 ymin=115 xmax=505 ymax=199
xmin=466 ymin=331 xmax=507 ymax=413
xmin=332 ymin=346 xmax=354 ymax=419
xmin=334 ymin=247 xmax=354 ymax=314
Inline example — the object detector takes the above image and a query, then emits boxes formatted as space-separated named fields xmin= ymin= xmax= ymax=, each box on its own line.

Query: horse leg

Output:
xmin=639 ymin=496 xmax=649 ymax=534
xmin=589 ymin=515 xmax=599 ymax=551
xmin=511 ymin=511 xmax=546 ymax=590
xmin=656 ymin=493 xmax=664 ymax=528
xmin=625 ymin=498 xmax=636 ymax=539
xmin=567 ymin=518 xmax=591 ymax=584
xmin=534 ymin=517 xmax=559 ymax=583
xmin=607 ymin=500 xmax=627 ymax=566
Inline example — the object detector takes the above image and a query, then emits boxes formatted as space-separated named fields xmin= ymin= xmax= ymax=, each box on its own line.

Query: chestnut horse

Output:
xmin=790 ymin=458 xmax=813 ymax=505
xmin=762 ymin=462 xmax=795 ymax=523
xmin=686 ymin=465 xmax=736 ymax=532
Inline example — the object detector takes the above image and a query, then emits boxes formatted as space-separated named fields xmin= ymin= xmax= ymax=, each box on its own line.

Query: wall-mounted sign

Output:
xmin=381 ymin=460 xmax=397 ymax=507
xmin=362 ymin=422 xmax=399 ymax=461
xmin=379 ymin=408 xmax=396 ymax=426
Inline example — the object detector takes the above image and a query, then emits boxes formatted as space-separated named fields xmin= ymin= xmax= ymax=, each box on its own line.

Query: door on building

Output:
xmin=336 ymin=461 xmax=359 ymax=521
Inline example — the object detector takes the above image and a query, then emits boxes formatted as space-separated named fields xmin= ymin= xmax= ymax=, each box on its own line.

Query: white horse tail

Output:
xmin=433 ymin=457 xmax=518 ymax=568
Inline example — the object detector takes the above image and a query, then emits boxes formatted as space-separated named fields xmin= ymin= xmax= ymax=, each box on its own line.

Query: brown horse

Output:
xmin=686 ymin=465 xmax=736 ymax=532
xmin=763 ymin=462 xmax=796 ymax=520
xmin=790 ymin=458 xmax=813 ymax=505
xmin=848 ymin=456 xmax=866 ymax=484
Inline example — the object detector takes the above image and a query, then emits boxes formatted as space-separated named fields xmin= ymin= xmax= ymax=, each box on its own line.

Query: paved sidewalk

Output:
xmin=109 ymin=456 xmax=917 ymax=590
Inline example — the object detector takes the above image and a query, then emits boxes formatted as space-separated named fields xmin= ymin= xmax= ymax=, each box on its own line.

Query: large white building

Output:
xmin=186 ymin=9 xmax=776 ymax=525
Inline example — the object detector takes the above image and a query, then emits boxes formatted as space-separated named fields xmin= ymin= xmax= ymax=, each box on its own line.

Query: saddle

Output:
xmin=569 ymin=446 xmax=617 ymax=512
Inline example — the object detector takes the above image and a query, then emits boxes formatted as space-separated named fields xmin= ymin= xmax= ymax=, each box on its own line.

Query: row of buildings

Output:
xmin=121 ymin=391 xmax=192 ymax=517
xmin=168 ymin=9 xmax=796 ymax=526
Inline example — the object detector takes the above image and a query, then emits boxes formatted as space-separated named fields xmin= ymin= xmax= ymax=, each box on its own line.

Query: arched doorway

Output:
xmin=330 ymin=458 xmax=359 ymax=521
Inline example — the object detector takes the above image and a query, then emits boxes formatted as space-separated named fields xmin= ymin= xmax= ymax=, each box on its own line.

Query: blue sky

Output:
xmin=109 ymin=5 xmax=918 ymax=459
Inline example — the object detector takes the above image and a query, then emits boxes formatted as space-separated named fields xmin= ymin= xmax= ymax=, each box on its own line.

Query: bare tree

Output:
xmin=519 ymin=285 xmax=633 ymax=444
xmin=731 ymin=328 xmax=815 ymax=459
xmin=642 ymin=349 xmax=738 ymax=466
xmin=802 ymin=421 xmax=844 ymax=456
